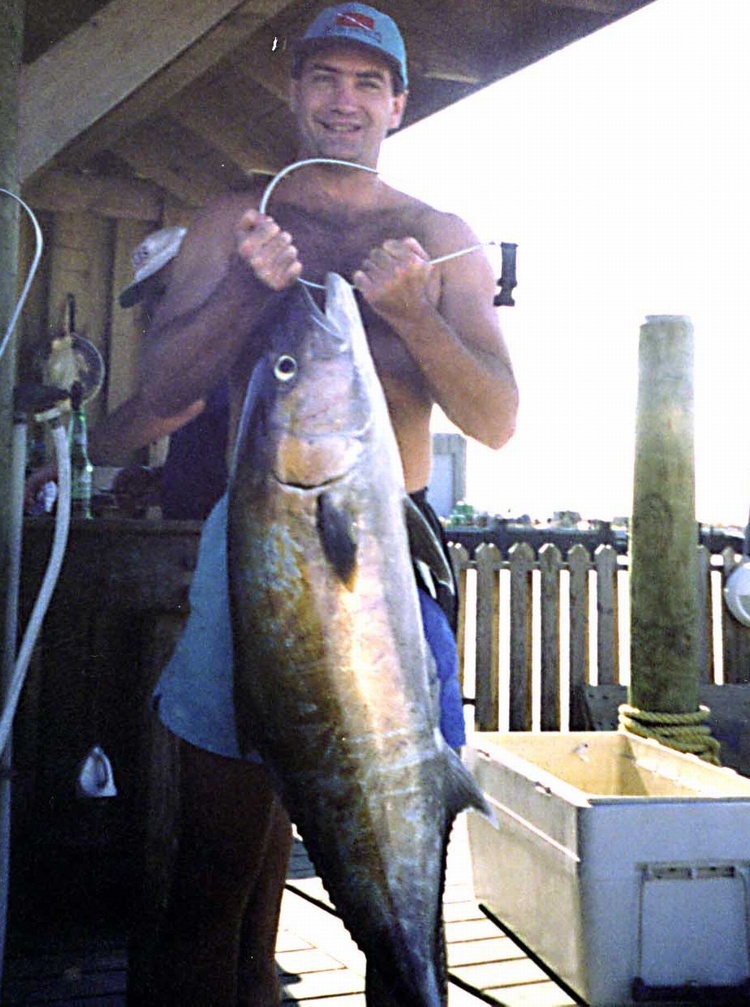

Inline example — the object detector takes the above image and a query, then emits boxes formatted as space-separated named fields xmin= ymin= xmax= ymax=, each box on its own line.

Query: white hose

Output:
xmin=2 ymin=421 xmax=27 ymax=710
xmin=0 ymin=187 xmax=47 ymax=985
xmin=0 ymin=422 xmax=71 ymax=755
xmin=258 ymin=157 xmax=379 ymax=216
xmin=0 ymin=188 xmax=44 ymax=364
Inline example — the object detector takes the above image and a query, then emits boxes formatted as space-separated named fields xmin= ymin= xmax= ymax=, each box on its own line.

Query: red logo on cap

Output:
xmin=336 ymin=11 xmax=375 ymax=31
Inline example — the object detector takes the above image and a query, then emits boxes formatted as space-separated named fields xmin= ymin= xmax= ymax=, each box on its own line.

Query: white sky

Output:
xmin=379 ymin=0 xmax=750 ymax=526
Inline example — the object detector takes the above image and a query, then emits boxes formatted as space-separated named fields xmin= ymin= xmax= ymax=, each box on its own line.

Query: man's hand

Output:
xmin=352 ymin=237 xmax=435 ymax=323
xmin=236 ymin=209 xmax=303 ymax=291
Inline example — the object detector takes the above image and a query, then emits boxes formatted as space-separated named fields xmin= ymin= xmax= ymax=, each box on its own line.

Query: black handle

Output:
xmin=494 ymin=243 xmax=517 ymax=307
xmin=67 ymin=292 xmax=76 ymax=335
xmin=633 ymin=976 xmax=750 ymax=1003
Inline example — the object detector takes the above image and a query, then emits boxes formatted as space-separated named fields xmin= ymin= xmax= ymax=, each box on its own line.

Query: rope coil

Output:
xmin=618 ymin=703 xmax=721 ymax=765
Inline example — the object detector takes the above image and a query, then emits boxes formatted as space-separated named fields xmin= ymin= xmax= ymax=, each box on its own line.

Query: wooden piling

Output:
xmin=0 ymin=5 xmax=23 ymax=582
xmin=0 ymin=0 xmax=25 ymax=982
xmin=629 ymin=315 xmax=700 ymax=714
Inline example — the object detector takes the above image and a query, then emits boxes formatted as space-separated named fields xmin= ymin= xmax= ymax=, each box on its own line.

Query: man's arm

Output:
xmin=138 ymin=198 xmax=302 ymax=417
xmin=353 ymin=213 xmax=518 ymax=450
xmin=88 ymin=395 xmax=205 ymax=465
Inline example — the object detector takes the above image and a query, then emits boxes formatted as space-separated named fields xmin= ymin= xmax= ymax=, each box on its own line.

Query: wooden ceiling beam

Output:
xmin=392 ymin=4 xmax=493 ymax=86
xmin=166 ymin=67 xmax=295 ymax=176
xmin=23 ymin=169 xmax=163 ymax=220
xmin=228 ymin=27 xmax=293 ymax=105
xmin=235 ymin=12 xmax=488 ymax=91
xmin=416 ymin=59 xmax=485 ymax=85
xmin=410 ymin=42 xmax=487 ymax=85
xmin=536 ymin=0 xmax=622 ymax=13
xmin=20 ymin=0 xmax=248 ymax=181
xmin=110 ymin=117 xmax=245 ymax=207
xmin=170 ymin=110 xmax=293 ymax=180
xmin=19 ymin=0 xmax=299 ymax=182
xmin=487 ymin=0 xmax=617 ymax=82
xmin=54 ymin=27 xmax=272 ymax=174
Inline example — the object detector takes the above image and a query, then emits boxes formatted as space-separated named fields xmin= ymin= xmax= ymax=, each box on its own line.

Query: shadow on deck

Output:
xmin=1 ymin=822 xmax=577 ymax=1006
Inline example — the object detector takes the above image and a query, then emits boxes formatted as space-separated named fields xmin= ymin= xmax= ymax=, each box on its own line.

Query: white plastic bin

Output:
xmin=465 ymin=731 xmax=750 ymax=1006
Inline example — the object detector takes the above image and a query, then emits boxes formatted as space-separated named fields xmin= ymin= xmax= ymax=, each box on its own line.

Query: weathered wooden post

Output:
xmin=0 ymin=7 xmax=23 ymax=576
xmin=623 ymin=314 xmax=719 ymax=761
xmin=0 ymin=0 xmax=25 ymax=981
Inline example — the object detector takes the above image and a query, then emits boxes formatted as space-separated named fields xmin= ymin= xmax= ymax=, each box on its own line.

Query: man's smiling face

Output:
xmin=290 ymin=44 xmax=407 ymax=167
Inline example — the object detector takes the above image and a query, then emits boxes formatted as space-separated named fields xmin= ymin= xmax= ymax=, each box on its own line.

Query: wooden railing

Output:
xmin=449 ymin=539 xmax=750 ymax=733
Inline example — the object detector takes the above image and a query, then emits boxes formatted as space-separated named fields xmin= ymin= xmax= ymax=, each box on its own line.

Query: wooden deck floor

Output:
xmin=1 ymin=817 xmax=578 ymax=1006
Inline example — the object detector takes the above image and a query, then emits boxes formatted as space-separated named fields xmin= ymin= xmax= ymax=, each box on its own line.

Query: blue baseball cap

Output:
xmin=293 ymin=4 xmax=408 ymax=92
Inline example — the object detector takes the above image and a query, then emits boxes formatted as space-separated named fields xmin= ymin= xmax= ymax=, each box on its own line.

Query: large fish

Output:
xmin=227 ymin=273 xmax=488 ymax=1006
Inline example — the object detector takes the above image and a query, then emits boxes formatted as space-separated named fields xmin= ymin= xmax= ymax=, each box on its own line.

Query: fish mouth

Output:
xmin=272 ymin=429 xmax=365 ymax=489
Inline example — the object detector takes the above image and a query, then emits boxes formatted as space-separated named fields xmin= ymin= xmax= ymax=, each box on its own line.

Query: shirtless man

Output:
xmin=114 ymin=5 xmax=518 ymax=1004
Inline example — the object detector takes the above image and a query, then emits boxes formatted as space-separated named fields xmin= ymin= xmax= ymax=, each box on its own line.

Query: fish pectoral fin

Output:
xmin=404 ymin=497 xmax=455 ymax=595
xmin=317 ymin=492 xmax=358 ymax=585
xmin=443 ymin=746 xmax=495 ymax=825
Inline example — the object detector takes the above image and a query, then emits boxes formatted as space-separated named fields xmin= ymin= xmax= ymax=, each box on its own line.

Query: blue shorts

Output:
xmin=154 ymin=495 xmax=465 ymax=759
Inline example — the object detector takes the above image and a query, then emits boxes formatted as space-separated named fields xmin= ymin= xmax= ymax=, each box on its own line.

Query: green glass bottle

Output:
xmin=69 ymin=381 xmax=93 ymax=519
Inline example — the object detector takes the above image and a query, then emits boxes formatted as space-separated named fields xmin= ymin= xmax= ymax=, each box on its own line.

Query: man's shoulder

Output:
xmin=195 ymin=179 xmax=269 ymax=224
xmin=385 ymin=186 xmax=475 ymax=251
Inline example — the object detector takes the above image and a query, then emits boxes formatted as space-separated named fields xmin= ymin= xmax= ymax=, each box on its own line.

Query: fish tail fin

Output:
xmin=443 ymin=745 xmax=495 ymax=824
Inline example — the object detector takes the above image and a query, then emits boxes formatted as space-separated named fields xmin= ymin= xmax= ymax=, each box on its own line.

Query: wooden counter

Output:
xmin=20 ymin=514 xmax=201 ymax=612
xmin=15 ymin=516 xmax=203 ymax=1000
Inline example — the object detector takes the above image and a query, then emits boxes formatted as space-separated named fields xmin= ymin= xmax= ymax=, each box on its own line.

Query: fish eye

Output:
xmin=274 ymin=354 xmax=297 ymax=382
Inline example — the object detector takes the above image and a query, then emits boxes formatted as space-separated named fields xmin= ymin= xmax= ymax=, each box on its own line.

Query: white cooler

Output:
xmin=465 ymin=731 xmax=750 ymax=1006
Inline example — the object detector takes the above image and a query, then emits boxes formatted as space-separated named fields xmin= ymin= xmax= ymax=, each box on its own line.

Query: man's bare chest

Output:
xmin=273 ymin=203 xmax=424 ymax=286
xmin=231 ymin=198 xmax=436 ymax=412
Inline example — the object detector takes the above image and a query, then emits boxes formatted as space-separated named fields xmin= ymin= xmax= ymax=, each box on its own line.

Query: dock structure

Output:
xmin=279 ymin=818 xmax=577 ymax=1007
xmin=2 ymin=817 xmax=576 ymax=1007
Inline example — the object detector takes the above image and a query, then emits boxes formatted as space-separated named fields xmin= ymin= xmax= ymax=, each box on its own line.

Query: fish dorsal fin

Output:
xmin=404 ymin=496 xmax=455 ymax=595
xmin=317 ymin=492 xmax=357 ymax=586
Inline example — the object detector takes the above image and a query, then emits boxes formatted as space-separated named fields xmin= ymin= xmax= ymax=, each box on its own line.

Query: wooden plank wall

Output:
xmin=451 ymin=541 xmax=750 ymax=733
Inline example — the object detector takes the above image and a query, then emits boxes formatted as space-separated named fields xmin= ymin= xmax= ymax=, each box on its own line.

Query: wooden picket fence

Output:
xmin=448 ymin=540 xmax=750 ymax=733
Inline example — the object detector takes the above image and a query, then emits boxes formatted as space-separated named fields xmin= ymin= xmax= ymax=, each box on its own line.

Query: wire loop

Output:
xmin=257 ymin=159 xmax=496 ymax=291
